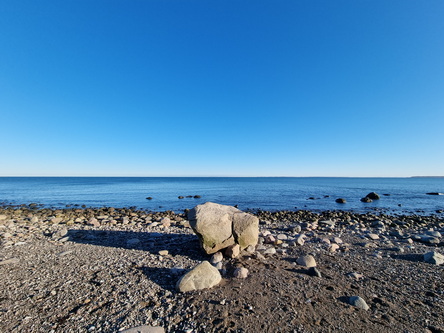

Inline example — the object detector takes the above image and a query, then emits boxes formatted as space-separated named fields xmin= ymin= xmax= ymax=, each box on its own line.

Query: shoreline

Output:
xmin=1 ymin=201 xmax=443 ymax=218
xmin=1 ymin=204 xmax=443 ymax=332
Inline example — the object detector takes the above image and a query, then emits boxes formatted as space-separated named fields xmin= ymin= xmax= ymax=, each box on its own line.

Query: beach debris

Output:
xmin=188 ymin=202 xmax=259 ymax=254
xmin=176 ymin=261 xmax=222 ymax=292
xmin=348 ymin=296 xmax=370 ymax=310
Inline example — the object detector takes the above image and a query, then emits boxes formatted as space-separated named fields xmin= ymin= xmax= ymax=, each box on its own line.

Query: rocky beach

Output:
xmin=1 ymin=202 xmax=443 ymax=333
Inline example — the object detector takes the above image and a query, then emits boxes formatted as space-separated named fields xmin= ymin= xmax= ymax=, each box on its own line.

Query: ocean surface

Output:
xmin=0 ymin=177 xmax=443 ymax=215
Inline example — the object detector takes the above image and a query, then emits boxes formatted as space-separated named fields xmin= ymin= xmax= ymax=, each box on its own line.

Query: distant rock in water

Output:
xmin=365 ymin=192 xmax=380 ymax=200
xmin=178 ymin=196 xmax=184 ymax=199
xmin=335 ymin=198 xmax=346 ymax=204
xmin=426 ymin=192 xmax=444 ymax=195
xmin=194 ymin=195 xmax=202 ymax=199
xmin=146 ymin=197 xmax=153 ymax=200
xmin=361 ymin=197 xmax=372 ymax=203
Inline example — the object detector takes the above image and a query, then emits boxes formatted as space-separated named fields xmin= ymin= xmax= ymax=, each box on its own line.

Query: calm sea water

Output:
xmin=0 ymin=177 xmax=443 ymax=215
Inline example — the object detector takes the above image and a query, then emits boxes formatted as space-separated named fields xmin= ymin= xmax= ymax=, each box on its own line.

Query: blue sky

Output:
xmin=1 ymin=0 xmax=443 ymax=177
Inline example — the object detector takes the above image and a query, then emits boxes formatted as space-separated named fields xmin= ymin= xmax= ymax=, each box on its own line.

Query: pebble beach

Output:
xmin=1 ymin=203 xmax=443 ymax=332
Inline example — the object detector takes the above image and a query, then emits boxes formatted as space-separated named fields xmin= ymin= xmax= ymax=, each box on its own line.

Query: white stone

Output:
xmin=176 ymin=261 xmax=222 ymax=292
xmin=296 ymin=255 xmax=316 ymax=268
xmin=349 ymin=296 xmax=369 ymax=310
xmin=233 ymin=267 xmax=249 ymax=279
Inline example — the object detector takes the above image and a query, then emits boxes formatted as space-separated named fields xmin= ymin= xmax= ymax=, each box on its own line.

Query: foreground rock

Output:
xmin=176 ymin=261 xmax=222 ymax=292
xmin=120 ymin=326 xmax=165 ymax=333
xmin=424 ymin=251 xmax=444 ymax=265
xmin=188 ymin=202 xmax=259 ymax=254
xmin=349 ymin=296 xmax=370 ymax=310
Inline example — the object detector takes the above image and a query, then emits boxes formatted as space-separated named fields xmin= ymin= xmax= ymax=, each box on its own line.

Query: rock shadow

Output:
xmin=391 ymin=253 xmax=424 ymax=263
xmin=67 ymin=229 xmax=205 ymax=261
xmin=138 ymin=266 xmax=184 ymax=292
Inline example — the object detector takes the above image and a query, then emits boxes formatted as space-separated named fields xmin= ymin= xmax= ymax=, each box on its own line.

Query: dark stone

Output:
xmin=194 ymin=195 xmax=202 ymax=199
xmin=365 ymin=192 xmax=380 ymax=200
xmin=335 ymin=198 xmax=346 ymax=204
xmin=178 ymin=196 xmax=184 ymax=199
xmin=146 ymin=197 xmax=153 ymax=200
xmin=361 ymin=197 xmax=372 ymax=203
xmin=426 ymin=192 xmax=444 ymax=195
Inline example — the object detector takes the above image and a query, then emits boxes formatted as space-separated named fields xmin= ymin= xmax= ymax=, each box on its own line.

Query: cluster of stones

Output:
xmin=336 ymin=192 xmax=381 ymax=204
xmin=176 ymin=202 xmax=259 ymax=292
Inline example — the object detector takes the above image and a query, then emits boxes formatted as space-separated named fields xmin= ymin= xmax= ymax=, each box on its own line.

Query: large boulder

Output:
xmin=176 ymin=261 xmax=222 ymax=292
xmin=188 ymin=202 xmax=259 ymax=254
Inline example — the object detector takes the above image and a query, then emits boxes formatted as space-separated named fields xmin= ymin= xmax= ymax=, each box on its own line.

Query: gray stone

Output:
xmin=349 ymin=296 xmax=370 ymax=310
xmin=367 ymin=233 xmax=380 ymax=240
xmin=160 ymin=217 xmax=171 ymax=228
xmin=276 ymin=234 xmax=288 ymax=240
xmin=295 ymin=234 xmax=306 ymax=246
xmin=87 ymin=218 xmax=100 ymax=227
xmin=296 ymin=255 xmax=316 ymax=268
xmin=233 ymin=267 xmax=249 ymax=279
xmin=176 ymin=261 xmax=222 ymax=292
xmin=225 ymin=244 xmax=240 ymax=258
xmin=232 ymin=211 xmax=259 ymax=249
xmin=120 ymin=326 xmax=165 ymax=333
xmin=424 ymin=251 xmax=444 ymax=265
xmin=210 ymin=252 xmax=223 ymax=264
xmin=51 ymin=217 xmax=63 ymax=224
xmin=263 ymin=247 xmax=276 ymax=255
xmin=425 ymin=230 xmax=442 ymax=238
xmin=346 ymin=272 xmax=363 ymax=280
xmin=308 ymin=267 xmax=322 ymax=277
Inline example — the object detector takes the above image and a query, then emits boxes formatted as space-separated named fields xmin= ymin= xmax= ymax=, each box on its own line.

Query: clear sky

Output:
xmin=1 ymin=1 xmax=443 ymax=177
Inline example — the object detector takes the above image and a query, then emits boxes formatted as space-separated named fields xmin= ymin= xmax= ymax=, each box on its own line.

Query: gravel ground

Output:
xmin=1 ymin=206 xmax=443 ymax=333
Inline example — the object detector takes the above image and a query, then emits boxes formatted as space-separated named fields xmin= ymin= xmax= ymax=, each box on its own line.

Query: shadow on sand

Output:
xmin=67 ymin=229 xmax=207 ymax=291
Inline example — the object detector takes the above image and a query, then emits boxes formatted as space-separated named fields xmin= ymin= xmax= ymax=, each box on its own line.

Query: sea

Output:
xmin=0 ymin=177 xmax=443 ymax=215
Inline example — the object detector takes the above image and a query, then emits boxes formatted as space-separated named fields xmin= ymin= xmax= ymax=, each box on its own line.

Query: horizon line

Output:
xmin=0 ymin=175 xmax=443 ymax=178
